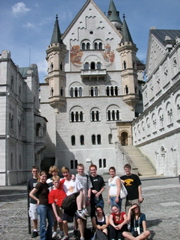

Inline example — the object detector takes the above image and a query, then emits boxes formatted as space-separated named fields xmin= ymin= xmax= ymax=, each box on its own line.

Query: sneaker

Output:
xmin=80 ymin=237 xmax=85 ymax=240
xmin=61 ymin=236 xmax=69 ymax=240
xmin=82 ymin=208 xmax=89 ymax=217
xmin=52 ymin=231 xmax=57 ymax=238
xmin=76 ymin=210 xmax=87 ymax=220
xmin=31 ymin=231 xmax=38 ymax=238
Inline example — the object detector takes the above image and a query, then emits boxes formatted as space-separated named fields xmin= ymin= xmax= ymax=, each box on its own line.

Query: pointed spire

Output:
xmin=50 ymin=15 xmax=63 ymax=45
xmin=107 ymin=0 xmax=122 ymax=24
xmin=121 ymin=14 xmax=133 ymax=44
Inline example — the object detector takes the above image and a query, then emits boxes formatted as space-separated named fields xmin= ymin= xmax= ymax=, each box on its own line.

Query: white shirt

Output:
xmin=63 ymin=178 xmax=83 ymax=196
xmin=108 ymin=176 xmax=120 ymax=196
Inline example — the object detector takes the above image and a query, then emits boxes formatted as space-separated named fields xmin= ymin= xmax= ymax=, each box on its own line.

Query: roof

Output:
xmin=107 ymin=0 xmax=122 ymax=24
xmin=121 ymin=14 xmax=133 ymax=44
xmin=50 ymin=15 xmax=63 ymax=44
xmin=150 ymin=29 xmax=180 ymax=46
xmin=19 ymin=64 xmax=38 ymax=78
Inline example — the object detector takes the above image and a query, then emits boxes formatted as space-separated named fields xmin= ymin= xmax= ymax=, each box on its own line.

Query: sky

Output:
xmin=0 ymin=0 xmax=179 ymax=82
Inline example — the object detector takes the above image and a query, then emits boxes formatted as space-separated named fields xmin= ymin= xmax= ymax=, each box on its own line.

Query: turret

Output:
xmin=117 ymin=15 xmax=139 ymax=111
xmin=107 ymin=0 xmax=122 ymax=31
xmin=45 ymin=15 xmax=67 ymax=112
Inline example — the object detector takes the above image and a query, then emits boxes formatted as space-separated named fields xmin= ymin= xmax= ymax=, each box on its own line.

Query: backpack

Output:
xmin=61 ymin=192 xmax=78 ymax=215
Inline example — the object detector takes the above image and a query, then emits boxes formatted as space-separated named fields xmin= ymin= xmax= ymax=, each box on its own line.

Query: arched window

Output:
xmin=94 ymin=42 xmax=98 ymax=50
xmin=60 ymin=87 xmax=63 ymax=96
xmin=123 ymin=61 xmax=126 ymax=70
xmin=75 ymin=87 xmax=78 ymax=97
xmin=91 ymin=62 xmax=95 ymax=70
xmin=99 ymin=159 xmax=102 ymax=168
xmin=80 ymin=135 xmax=84 ymax=145
xmin=92 ymin=135 xmax=96 ymax=145
xmin=125 ymin=85 xmax=129 ymax=94
xmin=97 ymin=134 xmax=101 ymax=144
xmin=99 ymin=42 xmax=102 ymax=50
xmin=79 ymin=87 xmax=82 ymax=97
xmin=82 ymin=42 xmax=85 ymax=50
xmin=71 ymin=135 xmax=75 ymax=146
xmin=70 ymin=87 xmax=73 ymax=97
xmin=75 ymin=112 xmax=79 ymax=122
xmin=80 ymin=111 xmax=83 ymax=122
xmin=84 ymin=62 xmax=89 ymax=70
xmin=97 ymin=62 xmax=101 ymax=70
xmin=71 ymin=112 xmax=74 ymax=122
xmin=115 ymin=86 xmax=118 ymax=96
xmin=111 ymin=86 xmax=114 ymax=96
xmin=87 ymin=42 xmax=90 ymax=50
xmin=95 ymin=87 xmax=98 ymax=96
xmin=50 ymin=88 xmax=54 ymax=97
xmin=103 ymin=158 xmax=106 ymax=168
xmin=108 ymin=134 xmax=112 ymax=144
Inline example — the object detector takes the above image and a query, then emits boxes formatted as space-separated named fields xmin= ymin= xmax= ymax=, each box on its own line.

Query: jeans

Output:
xmin=37 ymin=204 xmax=53 ymax=240
xmin=110 ymin=196 xmax=122 ymax=211
xmin=91 ymin=197 xmax=104 ymax=217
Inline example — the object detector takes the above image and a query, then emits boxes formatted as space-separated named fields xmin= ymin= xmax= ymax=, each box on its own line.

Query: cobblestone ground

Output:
xmin=0 ymin=177 xmax=180 ymax=240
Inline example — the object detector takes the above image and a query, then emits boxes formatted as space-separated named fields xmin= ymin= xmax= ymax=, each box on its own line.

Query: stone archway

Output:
xmin=121 ymin=132 xmax=128 ymax=146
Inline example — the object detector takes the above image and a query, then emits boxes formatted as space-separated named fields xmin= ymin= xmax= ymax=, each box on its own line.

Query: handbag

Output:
xmin=120 ymin=182 xmax=128 ymax=199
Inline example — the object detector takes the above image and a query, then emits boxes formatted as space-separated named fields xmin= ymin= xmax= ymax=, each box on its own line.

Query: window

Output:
xmin=108 ymin=134 xmax=112 ymax=144
xmin=97 ymin=62 xmax=101 ymax=70
xmin=91 ymin=62 xmax=95 ymax=70
xmin=107 ymin=109 xmax=120 ymax=121
xmin=106 ymin=86 xmax=118 ymax=96
xmin=36 ymin=123 xmax=41 ymax=136
xmin=90 ymin=87 xmax=98 ymax=97
xmin=70 ymin=87 xmax=83 ymax=97
xmin=70 ymin=107 xmax=84 ymax=122
xmin=99 ymin=158 xmax=106 ymax=168
xmin=71 ymin=135 xmax=75 ymax=145
xmin=84 ymin=62 xmax=89 ymax=70
xmin=80 ymin=135 xmax=84 ymax=145
xmin=70 ymin=160 xmax=78 ymax=169
xmin=99 ymin=159 xmax=102 ymax=168
xmin=92 ymin=134 xmax=101 ymax=145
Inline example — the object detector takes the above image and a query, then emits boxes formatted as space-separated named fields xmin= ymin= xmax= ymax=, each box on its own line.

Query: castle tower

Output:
xmin=117 ymin=14 xmax=139 ymax=111
xmin=45 ymin=15 xmax=67 ymax=112
xmin=107 ymin=0 xmax=123 ymax=31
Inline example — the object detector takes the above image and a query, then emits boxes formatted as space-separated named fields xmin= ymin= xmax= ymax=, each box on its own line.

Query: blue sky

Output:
xmin=0 ymin=0 xmax=179 ymax=82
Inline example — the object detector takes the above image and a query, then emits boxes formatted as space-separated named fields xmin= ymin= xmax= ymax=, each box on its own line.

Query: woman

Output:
xmin=109 ymin=205 xmax=128 ymax=240
xmin=92 ymin=206 xmax=109 ymax=236
xmin=108 ymin=167 xmax=122 ymax=210
xmin=29 ymin=171 xmax=53 ymax=240
xmin=122 ymin=204 xmax=150 ymax=240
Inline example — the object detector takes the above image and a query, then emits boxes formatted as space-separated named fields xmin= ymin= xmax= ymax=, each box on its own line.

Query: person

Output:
xmin=47 ymin=166 xmax=63 ymax=239
xmin=89 ymin=164 xmax=105 ymax=217
xmin=27 ymin=166 xmax=39 ymax=238
xmin=73 ymin=163 xmax=92 ymax=238
xmin=122 ymin=204 xmax=150 ymax=240
xmin=109 ymin=205 xmax=128 ymax=240
xmin=121 ymin=164 xmax=143 ymax=213
xmin=108 ymin=167 xmax=122 ymax=211
xmin=29 ymin=171 xmax=53 ymax=240
xmin=61 ymin=166 xmax=88 ymax=240
xmin=92 ymin=206 xmax=109 ymax=236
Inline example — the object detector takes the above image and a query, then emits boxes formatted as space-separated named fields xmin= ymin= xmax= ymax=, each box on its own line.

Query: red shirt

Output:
xmin=111 ymin=212 xmax=126 ymax=225
xmin=48 ymin=180 xmax=66 ymax=207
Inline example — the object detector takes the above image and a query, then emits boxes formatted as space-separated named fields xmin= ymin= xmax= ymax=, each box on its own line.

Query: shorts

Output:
xmin=62 ymin=211 xmax=74 ymax=222
xmin=29 ymin=203 xmax=38 ymax=220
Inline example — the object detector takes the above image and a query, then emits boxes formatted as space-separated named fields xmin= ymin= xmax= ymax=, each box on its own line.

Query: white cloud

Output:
xmin=12 ymin=2 xmax=30 ymax=15
xmin=23 ymin=22 xmax=34 ymax=28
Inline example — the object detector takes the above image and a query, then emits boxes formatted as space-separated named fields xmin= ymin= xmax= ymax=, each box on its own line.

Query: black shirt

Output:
xmin=90 ymin=175 xmax=105 ymax=199
xmin=121 ymin=174 xmax=141 ymax=200
xmin=28 ymin=178 xmax=38 ymax=204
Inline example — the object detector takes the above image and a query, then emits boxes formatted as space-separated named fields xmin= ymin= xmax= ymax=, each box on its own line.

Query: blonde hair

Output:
xmin=61 ymin=166 xmax=69 ymax=173
xmin=52 ymin=175 xmax=60 ymax=182
xmin=49 ymin=165 xmax=59 ymax=174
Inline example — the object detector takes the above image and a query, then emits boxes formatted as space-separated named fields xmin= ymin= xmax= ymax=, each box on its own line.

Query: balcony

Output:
xmin=81 ymin=69 xmax=106 ymax=77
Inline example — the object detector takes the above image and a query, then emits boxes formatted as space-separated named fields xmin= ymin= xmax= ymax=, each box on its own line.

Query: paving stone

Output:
xmin=0 ymin=177 xmax=180 ymax=240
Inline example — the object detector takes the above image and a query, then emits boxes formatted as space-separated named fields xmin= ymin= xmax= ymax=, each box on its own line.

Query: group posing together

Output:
xmin=28 ymin=163 xmax=150 ymax=240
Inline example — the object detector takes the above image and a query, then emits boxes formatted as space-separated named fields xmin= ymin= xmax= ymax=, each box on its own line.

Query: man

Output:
xmin=74 ymin=164 xmax=92 ymax=238
xmin=61 ymin=167 xmax=88 ymax=240
xmin=27 ymin=166 xmax=39 ymax=238
xmin=121 ymin=164 xmax=143 ymax=213
xmin=89 ymin=164 xmax=105 ymax=217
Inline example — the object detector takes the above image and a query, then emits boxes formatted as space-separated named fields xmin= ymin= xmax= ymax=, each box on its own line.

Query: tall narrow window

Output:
xmin=91 ymin=62 xmax=95 ymax=70
xmin=99 ymin=42 xmax=102 ymax=50
xmin=97 ymin=62 xmax=101 ymax=70
xmin=71 ymin=135 xmax=75 ymax=146
xmin=103 ymin=158 xmax=106 ymax=168
xmin=99 ymin=159 xmax=102 ymax=168
xmin=80 ymin=135 xmax=84 ymax=145
xmin=70 ymin=87 xmax=73 ymax=97
xmin=87 ymin=42 xmax=90 ymax=50
xmin=97 ymin=134 xmax=101 ymax=145
xmin=108 ymin=134 xmax=112 ymax=144
xmin=92 ymin=135 xmax=96 ymax=145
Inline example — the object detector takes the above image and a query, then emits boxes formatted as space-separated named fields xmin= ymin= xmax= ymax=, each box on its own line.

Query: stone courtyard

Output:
xmin=0 ymin=177 xmax=180 ymax=240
